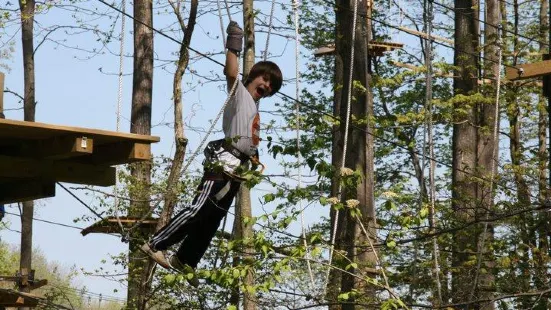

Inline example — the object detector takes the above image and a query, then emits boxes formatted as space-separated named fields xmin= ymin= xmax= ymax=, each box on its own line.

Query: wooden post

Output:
xmin=0 ymin=73 xmax=4 ymax=224
xmin=0 ymin=72 xmax=4 ymax=119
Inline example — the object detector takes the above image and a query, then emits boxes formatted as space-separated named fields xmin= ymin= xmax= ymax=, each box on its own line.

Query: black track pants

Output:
xmin=149 ymin=176 xmax=241 ymax=268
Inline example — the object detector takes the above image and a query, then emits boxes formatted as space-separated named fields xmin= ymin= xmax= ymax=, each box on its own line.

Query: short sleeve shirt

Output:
xmin=223 ymin=80 xmax=260 ymax=157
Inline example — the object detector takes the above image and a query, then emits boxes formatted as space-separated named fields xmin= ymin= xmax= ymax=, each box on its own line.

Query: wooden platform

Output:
xmin=0 ymin=119 xmax=160 ymax=204
xmin=81 ymin=216 xmax=158 ymax=236
xmin=314 ymin=41 xmax=403 ymax=57
xmin=505 ymin=59 xmax=551 ymax=81
xmin=0 ymin=289 xmax=40 ymax=307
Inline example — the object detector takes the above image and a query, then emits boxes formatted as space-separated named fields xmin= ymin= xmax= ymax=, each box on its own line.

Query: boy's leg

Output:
xmin=149 ymin=177 xmax=217 ymax=251
xmin=175 ymin=180 xmax=241 ymax=268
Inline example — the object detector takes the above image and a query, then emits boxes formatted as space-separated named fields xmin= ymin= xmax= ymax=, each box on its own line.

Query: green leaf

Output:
xmin=264 ymin=193 xmax=275 ymax=203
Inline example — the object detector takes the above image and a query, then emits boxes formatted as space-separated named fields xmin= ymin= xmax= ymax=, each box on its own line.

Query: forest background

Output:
xmin=1 ymin=0 xmax=551 ymax=309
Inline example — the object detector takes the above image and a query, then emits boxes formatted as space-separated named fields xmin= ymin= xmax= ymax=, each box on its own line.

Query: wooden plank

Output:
xmin=0 ymin=136 xmax=93 ymax=160
xmin=314 ymin=41 xmax=403 ymax=57
xmin=0 ymin=118 xmax=160 ymax=144
xmin=53 ymin=161 xmax=116 ymax=186
xmin=0 ymin=289 xmax=40 ymax=307
xmin=81 ymin=142 xmax=151 ymax=165
xmin=41 ymin=136 xmax=93 ymax=159
xmin=398 ymin=26 xmax=454 ymax=45
xmin=28 ymin=279 xmax=48 ymax=291
xmin=0 ymin=156 xmax=52 ymax=179
xmin=81 ymin=216 xmax=158 ymax=236
xmin=505 ymin=59 xmax=551 ymax=81
xmin=0 ymin=179 xmax=56 ymax=204
xmin=0 ymin=156 xmax=115 ymax=186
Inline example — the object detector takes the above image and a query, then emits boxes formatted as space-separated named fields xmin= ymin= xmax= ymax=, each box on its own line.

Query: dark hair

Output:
xmin=244 ymin=61 xmax=283 ymax=96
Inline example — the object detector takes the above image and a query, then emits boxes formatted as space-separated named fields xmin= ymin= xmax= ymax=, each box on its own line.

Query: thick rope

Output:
xmin=424 ymin=0 xmax=442 ymax=303
xmin=323 ymin=0 xmax=360 ymax=295
xmin=291 ymin=0 xmax=315 ymax=287
xmin=217 ymin=0 xmax=227 ymax=48
xmin=179 ymin=0 xmax=240 ymax=177
xmin=470 ymin=23 xmax=502 ymax=301
xmin=114 ymin=0 xmax=127 ymax=238
xmin=263 ymin=0 xmax=276 ymax=61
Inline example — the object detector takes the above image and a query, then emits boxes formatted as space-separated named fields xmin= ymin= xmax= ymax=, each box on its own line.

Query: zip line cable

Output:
xmin=5 ymin=211 xmax=85 ymax=231
xmin=57 ymin=182 xmax=104 ymax=220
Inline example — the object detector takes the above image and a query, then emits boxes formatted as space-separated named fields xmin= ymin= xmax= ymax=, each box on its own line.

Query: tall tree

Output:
xmin=231 ymin=0 xmax=257 ymax=308
xmin=18 ymin=1 xmax=36 ymax=309
xmin=127 ymin=0 xmax=154 ymax=309
xmin=473 ymin=0 xmax=499 ymax=306
xmin=534 ymin=0 xmax=551 ymax=307
xmin=329 ymin=0 xmax=377 ymax=308
xmin=451 ymin=0 xmax=481 ymax=306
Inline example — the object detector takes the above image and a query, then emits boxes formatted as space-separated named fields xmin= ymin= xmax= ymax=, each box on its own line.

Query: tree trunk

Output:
xmin=535 ymin=0 xmax=551 ymax=307
xmin=230 ymin=1 xmax=257 ymax=309
xmin=451 ymin=0 xmax=480 ymax=306
xmin=331 ymin=0 xmax=376 ymax=308
xmin=327 ymin=3 xmax=345 ymax=306
xmin=127 ymin=0 xmax=154 ymax=309
xmin=155 ymin=0 xmax=197 ymax=230
xmin=472 ymin=0 xmax=499 ymax=307
xmin=18 ymin=1 xmax=35 ymax=309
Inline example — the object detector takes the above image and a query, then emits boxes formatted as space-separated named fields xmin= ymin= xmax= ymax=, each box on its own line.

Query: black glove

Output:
xmin=226 ymin=21 xmax=243 ymax=53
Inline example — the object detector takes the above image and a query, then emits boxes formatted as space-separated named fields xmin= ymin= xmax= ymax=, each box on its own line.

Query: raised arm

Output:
xmin=224 ymin=21 xmax=243 ymax=88
xmin=225 ymin=50 xmax=239 ymax=86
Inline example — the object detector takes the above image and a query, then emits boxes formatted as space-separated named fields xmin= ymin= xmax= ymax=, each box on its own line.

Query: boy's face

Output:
xmin=246 ymin=75 xmax=272 ymax=101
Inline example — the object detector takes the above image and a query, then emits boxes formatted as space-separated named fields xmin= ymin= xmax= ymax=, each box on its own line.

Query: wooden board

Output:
xmin=505 ymin=59 xmax=551 ymax=81
xmin=0 ymin=119 xmax=160 ymax=203
xmin=0 ymin=289 xmax=40 ymax=307
xmin=0 ymin=180 xmax=55 ymax=204
xmin=81 ymin=216 xmax=159 ymax=236
xmin=314 ymin=41 xmax=403 ymax=57
xmin=0 ymin=118 xmax=159 ymax=144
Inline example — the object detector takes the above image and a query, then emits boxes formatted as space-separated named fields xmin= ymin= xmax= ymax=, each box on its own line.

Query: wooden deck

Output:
xmin=0 ymin=289 xmax=40 ymax=307
xmin=314 ymin=41 xmax=404 ymax=57
xmin=0 ymin=118 xmax=160 ymax=203
xmin=81 ymin=216 xmax=158 ymax=236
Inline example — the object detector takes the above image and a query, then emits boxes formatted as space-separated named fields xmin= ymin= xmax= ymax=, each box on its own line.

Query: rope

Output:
xmin=470 ymin=22 xmax=502 ymax=302
xmin=424 ymin=0 xmax=442 ymax=303
xmin=291 ymin=0 xmax=315 ymax=288
xmin=217 ymin=0 xmax=227 ymax=48
xmin=178 ymin=0 xmax=240 ymax=178
xmin=114 ymin=0 xmax=127 ymax=240
xmin=323 ymin=0 xmax=360 ymax=295
xmin=263 ymin=0 xmax=276 ymax=61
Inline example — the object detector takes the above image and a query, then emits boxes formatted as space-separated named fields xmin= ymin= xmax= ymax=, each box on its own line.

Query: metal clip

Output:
xmin=81 ymin=137 xmax=88 ymax=149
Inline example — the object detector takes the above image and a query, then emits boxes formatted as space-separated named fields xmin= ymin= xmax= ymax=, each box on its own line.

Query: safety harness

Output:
xmin=204 ymin=139 xmax=265 ymax=181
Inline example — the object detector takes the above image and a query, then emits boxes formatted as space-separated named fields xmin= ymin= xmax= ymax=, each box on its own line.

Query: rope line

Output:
xmin=114 ymin=0 xmax=127 ymax=240
xmin=423 ymin=0 xmax=442 ymax=303
xmin=263 ymin=0 xmax=276 ymax=61
xmin=292 ymin=0 xmax=315 ymax=288
xmin=58 ymin=183 xmax=104 ymax=220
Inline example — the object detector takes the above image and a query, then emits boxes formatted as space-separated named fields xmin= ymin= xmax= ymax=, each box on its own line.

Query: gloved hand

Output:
xmin=226 ymin=21 xmax=243 ymax=53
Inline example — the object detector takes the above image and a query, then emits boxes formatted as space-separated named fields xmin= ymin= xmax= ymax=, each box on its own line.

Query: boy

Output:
xmin=141 ymin=21 xmax=282 ymax=284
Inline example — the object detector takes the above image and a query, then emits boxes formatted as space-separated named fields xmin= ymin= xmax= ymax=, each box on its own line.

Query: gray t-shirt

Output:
xmin=223 ymin=80 xmax=260 ymax=157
